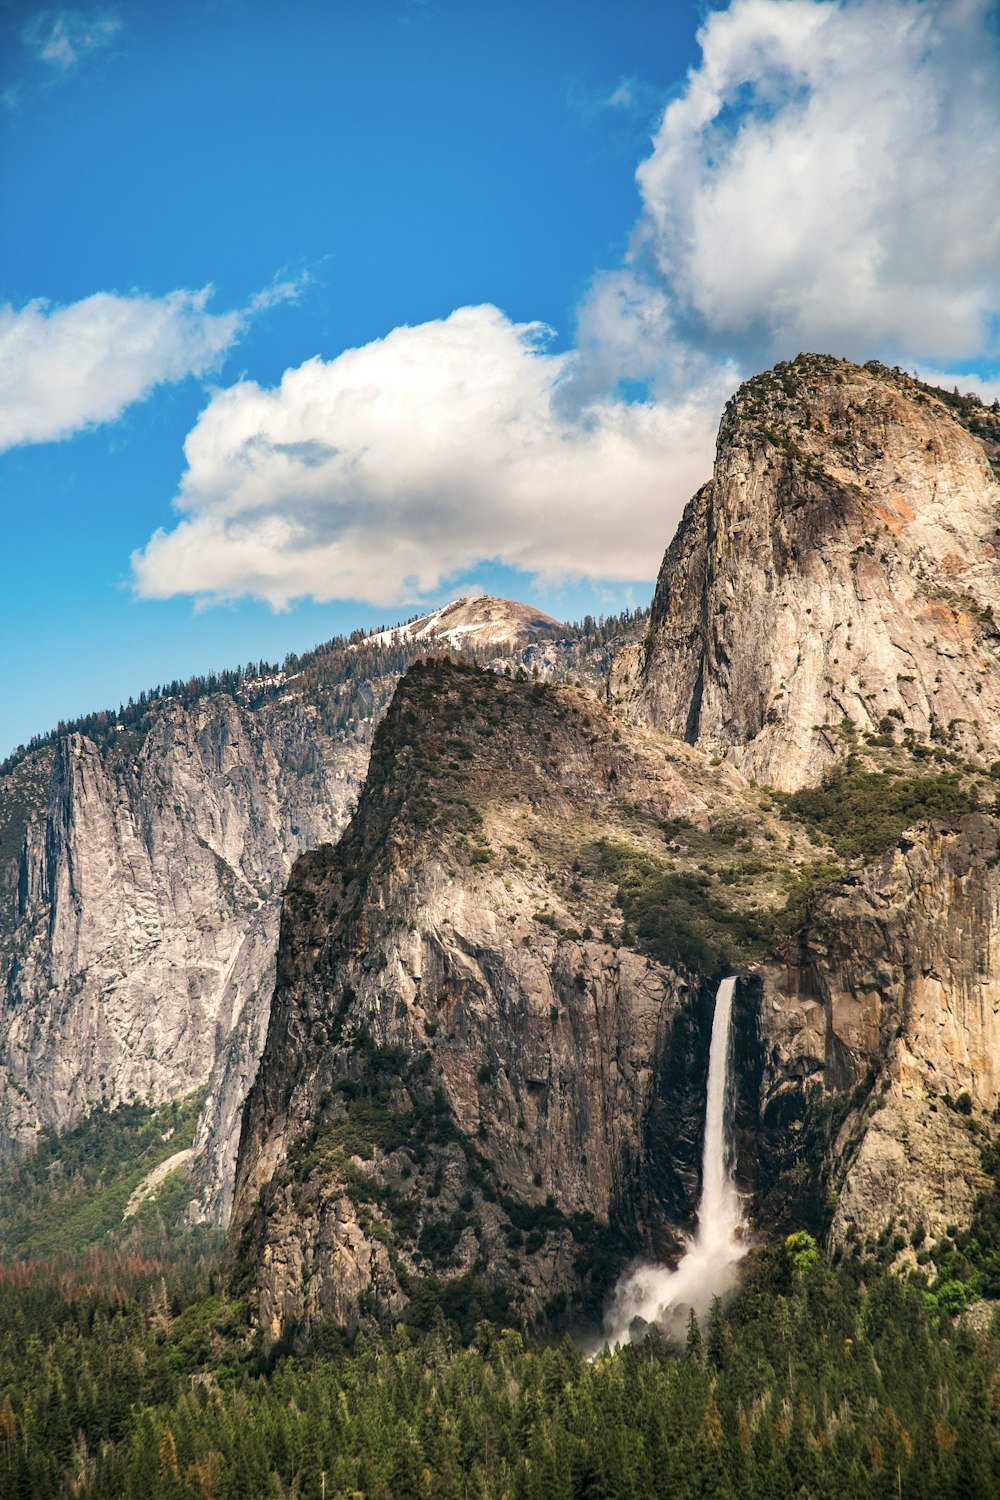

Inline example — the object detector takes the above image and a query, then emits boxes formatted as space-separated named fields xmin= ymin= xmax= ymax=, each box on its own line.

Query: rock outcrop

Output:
xmin=228 ymin=358 xmax=1000 ymax=1340
xmin=228 ymin=659 xmax=800 ymax=1344
xmin=0 ymin=694 xmax=362 ymax=1220
xmin=230 ymin=663 xmax=1000 ymax=1339
xmin=755 ymin=813 xmax=1000 ymax=1247
xmin=0 ymin=602 xmax=641 ymax=1226
xmin=616 ymin=357 xmax=1000 ymax=791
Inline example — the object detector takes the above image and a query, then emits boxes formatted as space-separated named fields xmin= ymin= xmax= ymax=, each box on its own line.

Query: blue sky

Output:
xmin=2 ymin=0 xmax=999 ymax=757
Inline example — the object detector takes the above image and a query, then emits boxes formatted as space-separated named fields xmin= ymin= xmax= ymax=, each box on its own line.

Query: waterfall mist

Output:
xmin=603 ymin=975 xmax=746 ymax=1347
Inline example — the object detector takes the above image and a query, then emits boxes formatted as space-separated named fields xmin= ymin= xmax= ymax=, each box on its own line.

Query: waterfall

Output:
xmin=698 ymin=975 xmax=742 ymax=1258
xmin=602 ymin=975 xmax=746 ymax=1347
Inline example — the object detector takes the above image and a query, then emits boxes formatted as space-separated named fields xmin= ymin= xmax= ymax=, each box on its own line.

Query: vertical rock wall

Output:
xmin=0 ymin=695 xmax=364 ymax=1217
xmin=617 ymin=358 xmax=1000 ymax=790
xmin=755 ymin=815 xmax=1000 ymax=1244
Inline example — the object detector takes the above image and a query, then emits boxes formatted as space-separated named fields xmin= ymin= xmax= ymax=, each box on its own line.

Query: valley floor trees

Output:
xmin=0 ymin=1235 xmax=998 ymax=1498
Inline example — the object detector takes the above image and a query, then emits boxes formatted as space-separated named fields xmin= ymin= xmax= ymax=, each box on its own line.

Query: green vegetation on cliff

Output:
xmin=779 ymin=766 xmax=979 ymax=861
xmin=590 ymin=838 xmax=768 ymax=973
xmin=0 ymin=1095 xmax=214 ymax=1260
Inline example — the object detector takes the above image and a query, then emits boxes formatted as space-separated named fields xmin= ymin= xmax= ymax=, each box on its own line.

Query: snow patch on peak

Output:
xmin=359 ymin=596 xmax=563 ymax=653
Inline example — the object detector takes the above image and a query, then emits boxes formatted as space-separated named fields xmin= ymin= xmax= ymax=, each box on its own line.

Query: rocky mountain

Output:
xmin=612 ymin=356 xmax=1000 ymax=791
xmin=365 ymin=594 xmax=562 ymax=651
xmin=0 ymin=601 xmax=643 ymax=1227
xmin=228 ymin=356 xmax=1000 ymax=1346
xmin=757 ymin=811 xmax=1000 ymax=1252
xmin=228 ymin=657 xmax=796 ymax=1343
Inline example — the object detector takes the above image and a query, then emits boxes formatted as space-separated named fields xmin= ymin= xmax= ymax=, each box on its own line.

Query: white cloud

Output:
xmin=633 ymin=0 xmax=1000 ymax=364
xmin=565 ymin=72 xmax=663 ymax=130
xmin=0 ymin=289 xmax=242 ymax=451
xmin=606 ymin=80 xmax=634 ymax=110
xmin=247 ymin=279 xmax=306 ymax=314
xmin=131 ymin=0 xmax=1000 ymax=613
xmin=567 ymin=267 xmax=736 ymax=406
xmin=22 ymin=9 xmax=121 ymax=71
xmin=132 ymin=306 xmax=727 ymax=608
xmin=0 ymin=278 xmax=306 ymax=452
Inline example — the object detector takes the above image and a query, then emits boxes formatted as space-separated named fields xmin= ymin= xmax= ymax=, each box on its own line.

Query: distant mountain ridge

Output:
xmin=0 ymin=599 xmax=645 ymax=1232
xmin=362 ymin=595 xmax=563 ymax=652
xmin=0 ymin=597 xmax=559 ymax=777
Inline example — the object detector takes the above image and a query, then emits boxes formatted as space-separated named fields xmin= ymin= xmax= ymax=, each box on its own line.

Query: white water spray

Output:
xmin=603 ymin=976 xmax=746 ymax=1347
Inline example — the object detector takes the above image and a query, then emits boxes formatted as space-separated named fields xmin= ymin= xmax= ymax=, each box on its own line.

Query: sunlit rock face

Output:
xmin=227 ymin=661 xmax=769 ymax=1347
xmin=612 ymin=355 xmax=1000 ymax=1247
xmin=757 ymin=814 xmax=1000 ymax=1249
xmin=0 ymin=696 xmax=363 ymax=1223
xmin=616 ymin=356 xmax=1000 ymax=791
xmin=229 ymin=359 xmax=1000 ymax=1342
xmin=0 ymin=601 xmax=637 ymax=1225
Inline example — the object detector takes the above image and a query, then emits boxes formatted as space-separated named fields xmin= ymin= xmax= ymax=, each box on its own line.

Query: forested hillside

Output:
xmin=0 ymin=1237 xmax=997 ymax=1498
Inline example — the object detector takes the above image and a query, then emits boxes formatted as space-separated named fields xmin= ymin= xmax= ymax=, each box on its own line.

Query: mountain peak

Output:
xmin=615 ymin=355 xmax=1000 ymax=790
xmin=363 ymin=595 xmax=563 ymax=651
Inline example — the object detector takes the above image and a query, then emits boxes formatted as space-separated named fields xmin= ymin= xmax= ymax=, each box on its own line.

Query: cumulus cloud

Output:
xmin=633 ymin=0 xmax=1000 ymax=364
xmin=132 ymin=306 xmax=726 ymax=608
xmin=0 ymin=283 xmax=304 ymax=451
xmin=132 ymin=0 xmax=1000 ymax=612
xmin=911 ymin=368 xmax=1000 ymax=406
xmin=22 ymin=9 xmax=121 ymax=71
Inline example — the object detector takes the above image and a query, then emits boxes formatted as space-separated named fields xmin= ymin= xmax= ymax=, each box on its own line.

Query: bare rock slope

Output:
xmin=615 ymin=357 xmax=1000 ymax=791
xmin=0 ymin=602 xmax=641 ymax=1227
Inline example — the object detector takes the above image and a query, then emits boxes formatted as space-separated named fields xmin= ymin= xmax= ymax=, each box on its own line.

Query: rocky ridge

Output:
xmin=228 ymin=660 xmax=1000 ymax=1343
xmin=0 ymin=603 xmax=643 ymax=1226
xmin=229 ymin=357 xmax=1000 ymax=1342
xmin=229 ymin=658 xmax=813 ymax=1344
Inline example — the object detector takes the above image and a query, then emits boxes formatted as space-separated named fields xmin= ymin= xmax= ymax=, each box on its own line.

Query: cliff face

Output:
xmin=230 ymin=677 xmax=1000 ymax=1339
xmin=228 ymin=359 xmax=1000 ymax=1340
xmin=0 ymin=603 xmax=642 ymax=1227
xmin=615 ymin=357 xmax=1000 ymax=791
xmin=755 ymin=814 xmax=1000 ymax=1247
xmin=0 ymin=694 xmax=363 ymax=1221
xmin=228 ymin=659 xmax=802 ymax=1344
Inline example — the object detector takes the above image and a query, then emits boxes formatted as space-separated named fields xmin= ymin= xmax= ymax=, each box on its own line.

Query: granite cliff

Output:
xmin=613 ymin=357 xmax=1000 ymax=791
xmin=757 ymin=811 xmax=1000 ymax=1252
xmin=228 ymin=658 xmax=809 ymax=1343
xmin=0 ymin=601 xmax=638 ymax=1226
xmin=0 ymin=679 xmax=364 ymax=1226
xmin=229 ymin=357 xmax=1000 ymax=1343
